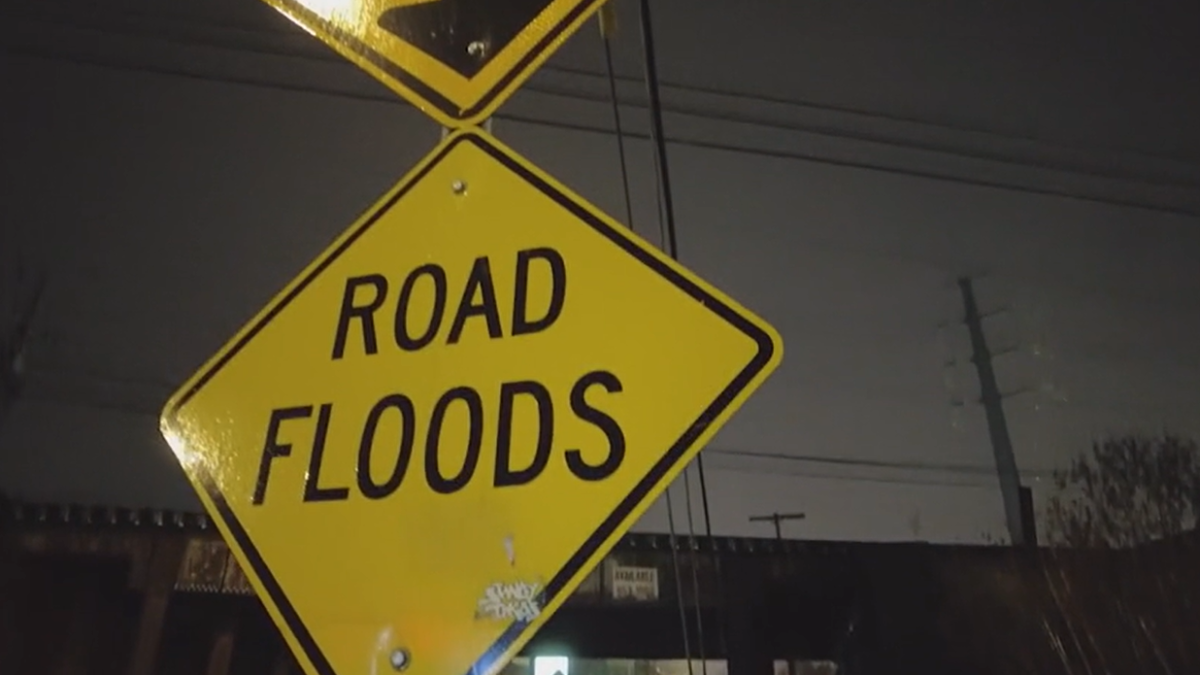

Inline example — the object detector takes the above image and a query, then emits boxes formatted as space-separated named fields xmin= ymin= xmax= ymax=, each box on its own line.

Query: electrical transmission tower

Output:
xmin=955 ymin=276 xmax=1036 ymax=547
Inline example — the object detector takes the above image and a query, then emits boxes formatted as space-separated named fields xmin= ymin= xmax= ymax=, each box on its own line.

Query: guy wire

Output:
xmin=635 ymin=0 xmax=714 ymax=671
xmin=664 ymin=485 xmax=696 ymax=673
xmin=598 ymin=4 xmax=636 ymax=231
xmin=601 ymin=5 xmax=698 ymax=672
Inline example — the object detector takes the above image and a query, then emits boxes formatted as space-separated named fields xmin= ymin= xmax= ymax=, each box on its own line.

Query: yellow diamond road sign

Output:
xmin=162 ymin=129 xmax=781 ymax=675
xmin=263 ymin=0 xmax=607 ymax=128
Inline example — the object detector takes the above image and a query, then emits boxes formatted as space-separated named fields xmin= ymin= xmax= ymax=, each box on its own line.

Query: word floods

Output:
xmin=161 ymin=130 xmax=781 ymax=675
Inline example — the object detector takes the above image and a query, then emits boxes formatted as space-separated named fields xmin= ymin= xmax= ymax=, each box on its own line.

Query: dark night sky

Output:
xmin=2 ymin=0 xmax=1199 ymax=542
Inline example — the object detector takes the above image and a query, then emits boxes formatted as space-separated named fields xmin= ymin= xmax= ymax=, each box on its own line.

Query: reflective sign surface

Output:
xmin=161 ymin=129 xmax=782 ymax=675
xmin=264 ymin=0 xmax=607 ymax=126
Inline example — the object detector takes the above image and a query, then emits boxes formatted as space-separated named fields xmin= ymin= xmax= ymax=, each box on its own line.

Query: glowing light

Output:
xmin=160 ymin=422 xmax=197 ymax=471
xmin=534 ymin=656 xmax=569 ymax=675
xmin=283 ymin=0 xmax=444 ymax=34
xmin=296 ymin=0 xmax=360 ymax=18
xmin=281 ymin=10 xmax=319 ymax=37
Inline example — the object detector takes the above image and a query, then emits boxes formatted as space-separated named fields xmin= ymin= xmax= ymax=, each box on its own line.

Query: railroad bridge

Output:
xmin=0 ymin=498 xmax=967 ymax=675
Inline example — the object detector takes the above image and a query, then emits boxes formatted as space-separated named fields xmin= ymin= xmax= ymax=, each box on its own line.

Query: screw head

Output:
xmin=467 ymin=40 xmax=486 ymax=58
xmin=451 ymin=179 xmax=467 ymax=195
xmin=390 ymin=648 xmax=411 ymax=671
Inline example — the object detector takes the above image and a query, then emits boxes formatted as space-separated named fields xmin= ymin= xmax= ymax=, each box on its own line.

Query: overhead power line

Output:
xmin=10 ymin=8 xmax=1200 ymax=193
xmin=18 ymin=369 xmax=1058 ymax=483
xmin=18 ymin=2 xmax=1200 ymax=174
xmin=706 ymin=447 xmax=1055 ymax=479
xmin=23 ymin=387 xmax=1026 ymax=490
xmin=4 ymin=19 xmax=1184 ymax=494
xmin=6 ymin=45 xmax=1198 ymax=219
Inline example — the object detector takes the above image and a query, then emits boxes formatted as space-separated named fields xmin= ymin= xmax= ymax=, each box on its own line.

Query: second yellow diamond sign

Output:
xmin=263 ymin=0 xmax=608 ymax=127
xmin=161 ymin=130 xmax=781 ymax=675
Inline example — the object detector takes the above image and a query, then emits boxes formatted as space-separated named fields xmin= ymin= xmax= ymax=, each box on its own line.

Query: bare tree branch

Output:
xmin=1046 ymin=434 xmax=1200 ymax=549
xmin=941 ymin=434 xmax=1200 ymax=674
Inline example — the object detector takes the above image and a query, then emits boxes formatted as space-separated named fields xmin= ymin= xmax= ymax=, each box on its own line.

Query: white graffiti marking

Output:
xmin=475 ymin=580 xmax=543 ymax=623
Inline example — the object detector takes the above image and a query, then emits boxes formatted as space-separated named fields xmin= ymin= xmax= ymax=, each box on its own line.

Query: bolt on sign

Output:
xmin=260 ymin=0 xmax=608 ymax=127
xmin=161 ymin=130 xmax=782 ymax=675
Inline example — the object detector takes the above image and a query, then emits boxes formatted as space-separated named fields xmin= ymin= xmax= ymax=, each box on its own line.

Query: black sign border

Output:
xmin=165 ymin=130 xmax=777 ymax=675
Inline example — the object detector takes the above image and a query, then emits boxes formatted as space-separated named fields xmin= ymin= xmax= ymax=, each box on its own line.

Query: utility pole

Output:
xmin=748 ymin=512 xmax=806 ymax=540
xmin=957 ymin=277 xmax=1029 ymax=546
